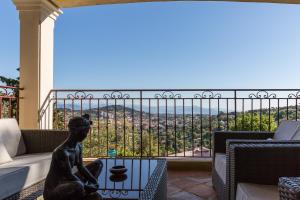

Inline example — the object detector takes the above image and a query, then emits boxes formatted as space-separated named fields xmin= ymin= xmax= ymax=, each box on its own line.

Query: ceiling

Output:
xmin=51 ymin=0 xmax=300 ymax=8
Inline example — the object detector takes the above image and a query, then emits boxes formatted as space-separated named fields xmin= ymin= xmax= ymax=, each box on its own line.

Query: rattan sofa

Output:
xmin=212 ymin=121 xmax=300 ymax=200
xmin=0 ymin=119 xmax=68 ymax=200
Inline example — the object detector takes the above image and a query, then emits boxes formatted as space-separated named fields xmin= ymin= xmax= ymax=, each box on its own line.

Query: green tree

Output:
xmin=0 ymin=68 xmax=19 ymax=119
xmin=229 ymin=113 xmax=277 ymax=131
xmin=53 ymin=108 xmax=65 ymax=130
xmin=0 ymin=70 xmax=19 ymax=88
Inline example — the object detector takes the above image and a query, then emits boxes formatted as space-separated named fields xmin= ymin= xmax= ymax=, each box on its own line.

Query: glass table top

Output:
xmin=97 ymin=158 xmax=159 ymax=200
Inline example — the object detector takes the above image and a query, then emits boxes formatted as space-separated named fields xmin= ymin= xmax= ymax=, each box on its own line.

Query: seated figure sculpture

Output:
xmin=44 ymin=114 xmax=103 ymax=200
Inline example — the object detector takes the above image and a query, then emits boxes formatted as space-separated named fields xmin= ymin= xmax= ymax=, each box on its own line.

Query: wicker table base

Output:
xmin=279 ymin=177 xmax=300 ymax=200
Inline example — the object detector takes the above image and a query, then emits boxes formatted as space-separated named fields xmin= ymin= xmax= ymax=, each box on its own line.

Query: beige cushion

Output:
xmin=215 ymin=153 xmax=226 ymax=183
xmin=0 ymin=118 xmax=26 ymax=157
xmin=0 ymin=153 xmax=52 ymax=199
xmin=236 ymin=182 xmax=279 ymax=200
xmin=0 ymin=140 xmax=12 ymax=164
xmin=273 ymin=120 xmax=300 ymax=140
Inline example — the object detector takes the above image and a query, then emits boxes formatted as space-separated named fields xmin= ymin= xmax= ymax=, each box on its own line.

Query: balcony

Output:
xmin=2 ymin=87 xmax=300 ymax=199
xmin=3 ymin=0 xmax=300 ymax=198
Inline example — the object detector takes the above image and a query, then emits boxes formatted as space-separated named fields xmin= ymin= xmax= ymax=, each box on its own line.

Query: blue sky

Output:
xmin=1 ymin=1 xmax=300 ymax=89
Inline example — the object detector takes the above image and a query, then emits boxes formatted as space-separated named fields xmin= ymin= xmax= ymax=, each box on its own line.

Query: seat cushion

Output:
xmin=215 ymin=153 xmax=226 ymax=183
xmin=236 ymin=182 xmax=279 ymax=200
xmin=0 ymin=118 xmax=26 ymax=157
xmin=0 ymin=153 xmax=52 ymax=199
xmin=273 ymin=120 xmax=300 ymax=140
xmin=0 ymin=140 xmax=12 ymax=165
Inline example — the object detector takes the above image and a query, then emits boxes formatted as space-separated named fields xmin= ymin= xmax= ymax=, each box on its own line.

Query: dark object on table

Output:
xmin=279 ymin=177 xmax=300 ymax=200
xmin=43 ymin=114 xmax=103 ymax=200
xmin=110 ymin=174 xmax=128 ymax=182
xmin=110 ymin=165 xmax=127 ymax=175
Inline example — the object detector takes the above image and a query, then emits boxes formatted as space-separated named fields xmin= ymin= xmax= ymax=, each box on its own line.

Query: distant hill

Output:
xmin=56 ymin=103 xmax=219 ymax=115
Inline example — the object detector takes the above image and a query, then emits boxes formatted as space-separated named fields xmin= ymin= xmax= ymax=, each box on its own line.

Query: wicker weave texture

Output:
xmin=279 ymin=177 xmax=300 ymax=200
xmin=21 ymin=130 xmax=68 ymax=153
xmin=141 ymin=159 xmax=167 ymax=200
xmin=213 ymin=131 xmax=274 ymax=154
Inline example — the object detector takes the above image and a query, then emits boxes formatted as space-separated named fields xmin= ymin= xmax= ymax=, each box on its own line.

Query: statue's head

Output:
xmin=68 ymin=114 xmax=93 ymax=142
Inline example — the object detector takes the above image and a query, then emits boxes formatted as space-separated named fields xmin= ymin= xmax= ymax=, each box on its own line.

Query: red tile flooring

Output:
xmin=167 ymin=170 xmax=217 ymax=200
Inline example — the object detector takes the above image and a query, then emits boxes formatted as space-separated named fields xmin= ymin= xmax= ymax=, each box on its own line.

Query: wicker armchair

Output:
xmin=213 ymin=129 xmax=300 ymax=200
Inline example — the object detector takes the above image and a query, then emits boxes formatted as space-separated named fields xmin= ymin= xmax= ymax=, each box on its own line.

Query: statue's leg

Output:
xmin=46 ymin=181 xmax=85 ymax=200
xmin=72 ymin=159 xmax=103 ymax=199
xmin=83 ymin=159 xmax=104 ymax=199
xmin=85 ymin=158 xmax=103 ymax=178
xmin=75 ymin=159 xmax=103 ymax=182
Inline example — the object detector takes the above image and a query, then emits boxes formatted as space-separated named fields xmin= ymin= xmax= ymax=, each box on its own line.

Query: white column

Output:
xmin=12 ymin=0 xmax=62 ymax=129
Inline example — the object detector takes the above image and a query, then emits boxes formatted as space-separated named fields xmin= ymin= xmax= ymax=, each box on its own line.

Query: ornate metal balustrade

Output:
xmin=39 ymin=89 xmax=300 ymax=158
xmin=0 ymin=85 xmax=18 ymax=120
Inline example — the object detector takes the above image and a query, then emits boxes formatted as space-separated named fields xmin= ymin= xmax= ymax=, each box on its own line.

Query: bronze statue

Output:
xmin=43 ymin=114 xmax=103 ymax=200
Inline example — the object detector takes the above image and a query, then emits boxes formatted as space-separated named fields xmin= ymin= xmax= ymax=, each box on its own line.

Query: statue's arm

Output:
xmin=57 ymin=149 xmax=82 ymax=182
xmin=77 ymin=146 xmax=98 ymax=184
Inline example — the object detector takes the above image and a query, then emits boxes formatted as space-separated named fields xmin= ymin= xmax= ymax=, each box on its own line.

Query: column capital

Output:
xmin=12 ymin=0 xmax=62 ymax=20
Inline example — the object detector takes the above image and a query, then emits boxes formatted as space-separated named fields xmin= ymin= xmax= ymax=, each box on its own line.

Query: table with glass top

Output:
xmin=97 ymin=158 xmax=167 ymax=200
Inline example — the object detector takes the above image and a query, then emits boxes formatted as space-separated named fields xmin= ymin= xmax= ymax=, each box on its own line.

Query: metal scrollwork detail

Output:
xmin=194 ymin=91 xmax=221 ymax=99
xmin=249 ymin=91 xmax=276 ymax=99
xmin=288 ymin=91 xmax=300 ymax=99
xmin=101 ymin=190 xmax=129 ymax=198
xmin=66 ymin=91 xmax=94 ymax=99
xmin=154 ymin=91 xmax=182 ymax=99
xmin=0 ymin=87 xmax=15 ymax=97
xmin=103 ymin=91 xmax=130 ymax=99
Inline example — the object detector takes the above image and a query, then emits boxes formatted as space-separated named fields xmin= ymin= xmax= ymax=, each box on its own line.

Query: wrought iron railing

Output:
xmin=0 ymin=85 xmax=18 ymax=120
xmin=39 ymin=89 xmax=300 ymax=158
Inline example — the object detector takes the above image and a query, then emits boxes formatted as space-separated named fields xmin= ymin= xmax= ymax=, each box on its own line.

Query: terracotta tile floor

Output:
xmin=167 ymin=170 xmax=217 ymax=200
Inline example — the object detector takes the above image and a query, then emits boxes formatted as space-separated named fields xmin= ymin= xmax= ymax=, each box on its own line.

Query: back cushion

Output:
xmin=0 ymin=119 xmax=26 ymax=157
xmin=273 ymin=120 xmax=300 ymax=140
